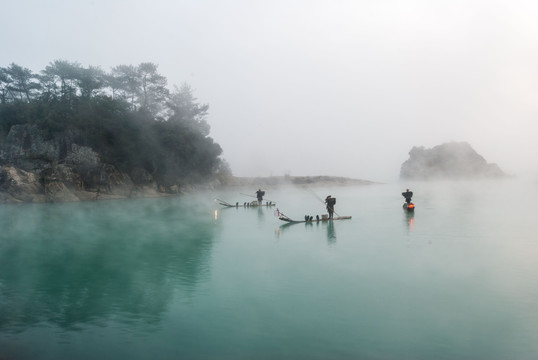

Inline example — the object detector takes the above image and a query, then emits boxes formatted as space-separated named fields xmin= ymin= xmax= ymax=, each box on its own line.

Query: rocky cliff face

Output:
xmin=0 ymin=124 xmax=167 ymax=203
xmin=1 ymin=124 xmax=77 ymax=170
xmin=400 ymin=142 xmax=506 ymax=179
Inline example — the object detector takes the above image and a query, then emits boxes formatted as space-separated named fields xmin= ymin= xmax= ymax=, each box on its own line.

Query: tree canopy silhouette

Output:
xmin=0 ymin=60 xmax=228 ymax=184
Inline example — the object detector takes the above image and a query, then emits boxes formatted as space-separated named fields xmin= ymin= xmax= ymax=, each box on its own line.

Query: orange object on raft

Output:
xmin=403 ymin=202 xmax=415 ymax=211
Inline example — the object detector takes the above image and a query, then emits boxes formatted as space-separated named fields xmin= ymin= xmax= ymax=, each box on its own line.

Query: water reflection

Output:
xmin=0 ymin=197 xmax=216 ymax=333
xmin=404 ymin=210 xmax=415 ymax=232
xmin=257 ymin=206 xmax=265 ymax=221
xmin=327 ymin=221 xmax=337 ymax=245
xmin=276 ymin=220 xmax=338 ymax=245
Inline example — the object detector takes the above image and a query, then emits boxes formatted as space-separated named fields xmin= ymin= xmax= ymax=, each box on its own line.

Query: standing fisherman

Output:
xmin=325 ymin=195 xmax=336 ymax=219
xmin=256 ymin=189 xmax=265 ymax=204
xmin=402 ymin=189 xmax=413 ymax=204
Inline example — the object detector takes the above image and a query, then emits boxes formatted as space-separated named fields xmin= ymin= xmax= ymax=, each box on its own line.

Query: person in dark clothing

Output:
xmin=325 ymin=195 xmax=336 ymax=219
xmin=256 ymin=189 xmax=265 ymax=204
xmin=402 ymin=189 xmax=413 ymax=204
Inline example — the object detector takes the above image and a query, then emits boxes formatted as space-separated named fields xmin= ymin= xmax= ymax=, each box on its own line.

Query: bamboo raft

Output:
xmin=278 ymin=214 xmax=352 ymax=223
xmin=216 ymin=199 xmax=276 ymax=208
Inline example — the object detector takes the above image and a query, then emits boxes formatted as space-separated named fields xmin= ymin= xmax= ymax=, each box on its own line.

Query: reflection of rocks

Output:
xmin=0 ymin=200 xmax=215 ymax=330
xmin=400 ymin=142 xmax=506 ymax=179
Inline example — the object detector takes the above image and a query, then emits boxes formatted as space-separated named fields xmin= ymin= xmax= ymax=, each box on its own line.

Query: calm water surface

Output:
xmin=1 ymin=180 xmax=537 ymax=359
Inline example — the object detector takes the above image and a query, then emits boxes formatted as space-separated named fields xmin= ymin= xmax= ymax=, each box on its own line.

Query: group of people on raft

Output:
xmin=254 ymin=188 xmax=414 ymax=218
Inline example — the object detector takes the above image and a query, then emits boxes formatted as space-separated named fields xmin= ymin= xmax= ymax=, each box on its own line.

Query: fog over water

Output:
xmin=3 ymin=0 xmax=538 ymax=181
xmin=1 ymin=179 xmax=537 ymax=359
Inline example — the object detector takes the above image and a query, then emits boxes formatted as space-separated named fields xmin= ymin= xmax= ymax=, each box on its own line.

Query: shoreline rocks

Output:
xmin=0 ymin=124 xmax=189 ymax=203
xmin=0 ymin=125 xmax=376 ymax=204
xmin=0 ymin=169 xmax=376 ymax=204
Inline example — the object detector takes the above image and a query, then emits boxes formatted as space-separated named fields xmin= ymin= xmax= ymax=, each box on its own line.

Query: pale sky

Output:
xmin=2 ymin=0 xmax=538 ymax=181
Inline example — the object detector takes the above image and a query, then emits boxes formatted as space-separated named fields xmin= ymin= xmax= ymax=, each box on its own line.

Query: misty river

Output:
xmin=0 ymin=180 xmax=537 ymax=359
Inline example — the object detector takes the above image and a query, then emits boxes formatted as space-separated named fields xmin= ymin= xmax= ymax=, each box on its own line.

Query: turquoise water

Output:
xmin=1 ymin=180 xmax=537 ymax=359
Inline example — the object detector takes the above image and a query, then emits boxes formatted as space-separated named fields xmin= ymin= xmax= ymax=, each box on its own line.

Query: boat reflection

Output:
xmin=404 ymin=211 xmax=415 ymax=232
xmin=276 ymin=220 xmax=337 ymax=244
xmin=326 ymin=221 xmax=336 ymax=246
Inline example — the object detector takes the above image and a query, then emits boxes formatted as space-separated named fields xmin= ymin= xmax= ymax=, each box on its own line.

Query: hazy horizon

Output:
xmin=3 ymin=0 xmax=538 ymax=182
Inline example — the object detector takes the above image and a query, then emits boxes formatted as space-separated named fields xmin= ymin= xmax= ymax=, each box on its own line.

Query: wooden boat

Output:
xmin=278 ymin=214 xmax=352 ymax=223
xmin=403 ymin=202 xmax=415 ymax=212
xmin=216 ymin=199 xmax=276 ymax=208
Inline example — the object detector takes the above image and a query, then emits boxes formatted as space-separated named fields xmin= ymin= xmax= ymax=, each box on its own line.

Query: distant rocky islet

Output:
xmin=400 ymin=142 xmax=506 ymax=179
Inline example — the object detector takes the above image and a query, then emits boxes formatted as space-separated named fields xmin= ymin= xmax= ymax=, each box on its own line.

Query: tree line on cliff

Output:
xmin=0 ymin=60 xmax=229 ymax=184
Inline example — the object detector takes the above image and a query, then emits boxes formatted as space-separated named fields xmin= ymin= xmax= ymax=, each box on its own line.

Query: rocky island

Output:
xmin=0 ymin=61 xmax=227 ymax=204
xmin=0 ymin=60 xmax=380 ymax=204
xmin=400 ymin=142 xmax=506 ymax=179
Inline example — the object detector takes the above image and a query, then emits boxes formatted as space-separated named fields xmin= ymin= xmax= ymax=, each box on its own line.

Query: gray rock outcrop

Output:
xmin=400 ymin=142 xmax=506 ymax=179
xmin=0 ymin=124 xmax=160 ymax=203
xmin=0 ymin=166 xmax=45 ymax=202
xmin=1 ymin=124 xmax=79 ymax=170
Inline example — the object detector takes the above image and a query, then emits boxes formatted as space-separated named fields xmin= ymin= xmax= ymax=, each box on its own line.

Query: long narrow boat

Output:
xmin=278 ymin=215 xmax=352 ymax=223
xmin=216 ymin=199 xmax=276 ymax=208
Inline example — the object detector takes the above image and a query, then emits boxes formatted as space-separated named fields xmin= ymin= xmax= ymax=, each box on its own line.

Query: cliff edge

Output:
xmin=0 ymin=124 xmax=189 ymax=203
